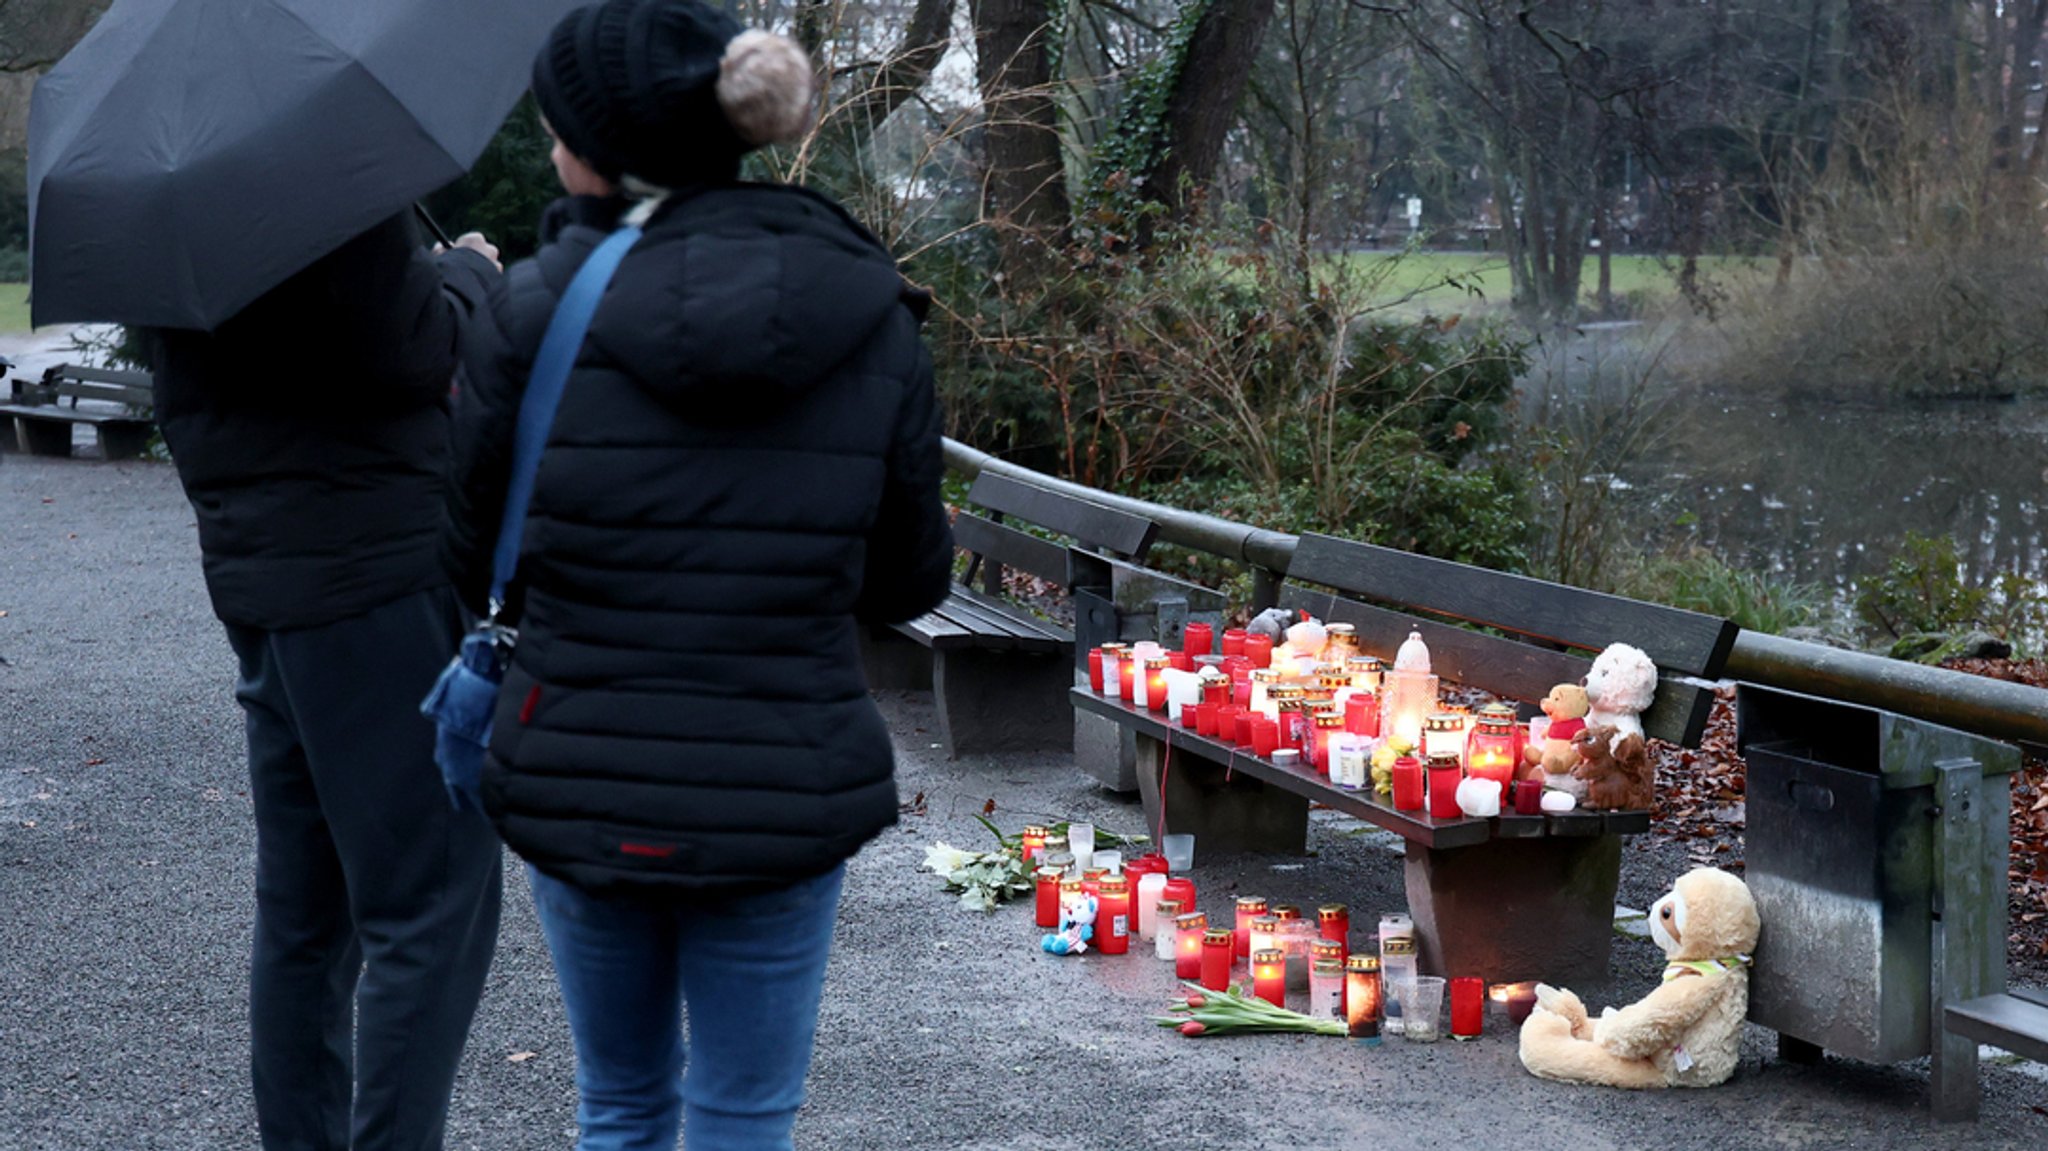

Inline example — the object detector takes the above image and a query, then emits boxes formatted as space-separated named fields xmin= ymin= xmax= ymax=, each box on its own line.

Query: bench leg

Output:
xmin=932 ymin=648 xmax=1073 ymax=759
xmin=860 ymin=629 xmax=933 ymax=692
xmin=1134 ymin=734 xmax=1308 ymax=854
xmin=13 ymin=417 xmax=73 ymax=457
xmin=1403 ymin=834 xmax=1622 ymax=986
xmin=97 ymin=422 xmax=153 ymax=460
xmin=1073 ymin=704 xmax=1139 ymax=792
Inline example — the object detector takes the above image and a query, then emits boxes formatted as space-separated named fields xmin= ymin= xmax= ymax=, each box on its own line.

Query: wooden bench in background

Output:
xmin=1 ymin=363 xmax=155 ymax=460
xmin=1074 ymin=531 xmax=1737 ymax=984
xmin=863 ymin=471 xmax=1157 ymax=758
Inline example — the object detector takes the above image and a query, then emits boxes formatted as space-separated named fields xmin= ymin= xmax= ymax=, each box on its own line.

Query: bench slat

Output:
xmin=1945 ymin=994 xmax=2048 ymax=1064
xmin=949 ymin=586 xmax=1069 ymax=645
xmin=1286 ymin=533 xmax=1738 ymax=678
xmin=968 ymin=472 xmax=1158 ymax=559
xmin=0 ymin=404 xmax=153 ymax=426
xmin=952 ymin=513 xmax=1069 ymax=587
xmin=937 ymin=590 xmax=1064 ymax=653
xmin=891 ymin=610 xmax=982 ymax=650
xmin=1282 ymin=585 xmax=1717 ymax=747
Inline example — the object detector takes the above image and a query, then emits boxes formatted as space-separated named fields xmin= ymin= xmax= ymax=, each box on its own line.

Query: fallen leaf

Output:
xmin=84 ymin=758 xmax=105 ymax=767
xmin=507 ymin=1051 xmax=536 ymax=1063
xmin=982 ymin=798 xmax=997 ymax=817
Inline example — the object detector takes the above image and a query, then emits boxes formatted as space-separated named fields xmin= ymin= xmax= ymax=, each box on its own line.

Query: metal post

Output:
xmin=1931 ymin=759 xmax=1996 ymax=1121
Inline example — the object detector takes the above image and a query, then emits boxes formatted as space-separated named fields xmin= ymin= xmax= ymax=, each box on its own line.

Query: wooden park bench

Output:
xmin=1071 ymin=530 xmax=1737 ymax=985
xmin=1 ymin=363 xmax=155 ymax=460
xmin=862 ymin=470 xmax=1158 ymax=759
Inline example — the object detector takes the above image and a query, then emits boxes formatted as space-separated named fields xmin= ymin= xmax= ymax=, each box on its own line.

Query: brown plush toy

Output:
xmin=1521 ymin=683 xmax=1591 ymax=786
xmin=1570 ymin=724 xmax=1654 ymax=811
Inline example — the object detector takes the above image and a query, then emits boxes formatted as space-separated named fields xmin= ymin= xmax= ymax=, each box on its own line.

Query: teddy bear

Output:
xmin=1521 ymin=683 xmax=1591 ymax=791
xmin=1583 ymin=642 xmax=1659 ymax=746
xmin=1041 ymin=890 xmax=1099 ymax=956
xmin=1570 ymin=724 xmax=1654 ymax=811
xmin=1519 ymin=867 xmax=1759 ymax=1089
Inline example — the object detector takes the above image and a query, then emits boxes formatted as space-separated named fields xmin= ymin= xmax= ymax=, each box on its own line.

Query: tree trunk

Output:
xmin=831 ymin=0 xmax=959 ymax=143
xmin=973 ymin=0 xmax=1071 ymax=268
xmin=1138 ymin=0 xmax=1277 ymax=219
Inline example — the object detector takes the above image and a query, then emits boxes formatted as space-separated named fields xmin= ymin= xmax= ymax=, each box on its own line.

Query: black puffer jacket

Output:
xmin=149 ymin=213 xmax=497 ymax=631
xmin=448 ymin=187 xmax=951 ymax=896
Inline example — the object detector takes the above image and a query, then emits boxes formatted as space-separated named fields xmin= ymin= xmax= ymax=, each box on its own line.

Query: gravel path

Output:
xmin=1 ymin=453 xmax=2043 ymax=1150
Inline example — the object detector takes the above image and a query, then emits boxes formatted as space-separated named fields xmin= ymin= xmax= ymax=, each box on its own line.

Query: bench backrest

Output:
xmin=24 ymin=364 xmax=155 ymax=411
xmin=955 ymin=471 xmax=1159 ymax=592
xmin=1280 ymin=532 xmax=1736 ymax=747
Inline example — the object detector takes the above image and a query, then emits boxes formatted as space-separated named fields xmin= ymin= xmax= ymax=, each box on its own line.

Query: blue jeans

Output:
xmin=529 ymin=864 xmax=846 ymax=1151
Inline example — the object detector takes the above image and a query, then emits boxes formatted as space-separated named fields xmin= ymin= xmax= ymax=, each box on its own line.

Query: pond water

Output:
xmin=1523 ymin=327 xmax=2046 ymax=599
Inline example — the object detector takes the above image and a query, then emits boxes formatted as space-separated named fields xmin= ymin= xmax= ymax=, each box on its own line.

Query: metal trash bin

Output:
xmin=1737 ymin=685 xmax=2019 ymax=1063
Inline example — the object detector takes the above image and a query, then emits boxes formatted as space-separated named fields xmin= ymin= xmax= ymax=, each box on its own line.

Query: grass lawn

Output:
xmin=0 ymin=284 xmax=28 ymax=334
xmin=1335 ymin=251 xmax=1768 ymax=312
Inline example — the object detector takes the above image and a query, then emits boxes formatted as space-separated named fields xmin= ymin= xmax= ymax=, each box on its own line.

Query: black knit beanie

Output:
xmin=532 ymin=0 xmax=808 ymax=189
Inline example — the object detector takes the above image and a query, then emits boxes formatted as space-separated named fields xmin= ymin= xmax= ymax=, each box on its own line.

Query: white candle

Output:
xmin=1135 ymin=871 xmax=1169 ymax=939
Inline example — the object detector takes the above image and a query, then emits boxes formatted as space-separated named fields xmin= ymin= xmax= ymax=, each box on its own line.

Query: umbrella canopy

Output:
xmin=28 ymin=0 xmax=587 ymax=330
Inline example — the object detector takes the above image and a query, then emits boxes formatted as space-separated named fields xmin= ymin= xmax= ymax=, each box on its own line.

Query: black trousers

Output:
xmin=224 ymin=585 xmax=504 ymax=1151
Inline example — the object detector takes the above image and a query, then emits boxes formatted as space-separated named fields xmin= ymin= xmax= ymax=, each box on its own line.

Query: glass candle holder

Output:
xmin=1346 ymin=654 xmax=1382 ymax=693
xmin=1279 ymin=917 xmax=1317 ymax=991
xmin=1094 ymin=875 xmax=1130 ymax=955
xmin=1246 ymin=669 xmax=1281 ymax=717
xmin=1324 ymin=622 xmax=1359 ymax=662
xmin=1275 ymin=700 xmax=1307 ymax=749
xmin=1398 ymin=976 xmax=1446 ymax=1042
xmin=1343 ymin=690 xmax=1380 ymax=739
xmin=1221 ymin=628 xmax=1246 ymax=658
xmin=1252 ymin=948 xmax=1287 ymax=1007
xmin=1490 ymin=980 xmax=1538 ymax=1025
xmin=1087 ymin=647 xmax=1105 ymax=693
xmin=1183 ymin=621 xmax=1215 ymax=657
xmin=1194 ymin=702 xmax=1218 ymax=737
xmin=1250 ymin=718 xmax=1279 ymax=758
xmin=1465 ymin=714 xmax=1519 ymax=798
xmin=1345 ymin=954 xmax=1384 ymax=1040
xmin=1318 ymin=904 xmax=1350 ymax=950
xmin=1174 ymin=911 xmax=1208 ymax=977
xmin=1310 ymin=936 xmax=1345 ymax=968
xmin=1381 ymin=667 xmax=1439 ymax=749
xmin=1033 ymin=867 xmax=1064 ymax=929
xmin=1019 ymin=825 xmax=1049 ymax=865
xmin=1144 ymin=656 xmax=1171 ymax=713
xmin=1135 ymin=869 xmax=1170 ymax=941
xmin=1161 ymin=875 xmax=1197 ymax=916
xmin=1097 ymin=644 xmax=1126 ymax=696
xmin=1311 ymin=713 xmax=1344 ymax=773
xmin=1312 ymin=957 xmax=1346 ymax=1023
xmin=1248 ymin=915 xmax=1281 ymax=963
xmin=1234 ymin=710 xmax=1258 ymax=750
xmin=1243 ymin=632 xmax=1273 ymax=669
xmin=1200 ymin=928 xmax=1233 ymax=991
xmin=1153 ymin=899 xmax=1184 ymax=960
xmin=1391 ymin=755 xmax=1424 ymax=811
xmin=1422 ymin=712 xmax=1465 ymax=763
xmin=1378 ymin=913 xmax=1416 ymax=1035
xmin=1426 ymin=754 xmax=1464 ymax=820
xmin=1234 ymin=896 xmax=1268 ymax=959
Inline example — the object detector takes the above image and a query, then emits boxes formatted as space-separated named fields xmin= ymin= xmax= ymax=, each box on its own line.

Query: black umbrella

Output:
xmin=28 ymin=0 xmax=586 ymax=330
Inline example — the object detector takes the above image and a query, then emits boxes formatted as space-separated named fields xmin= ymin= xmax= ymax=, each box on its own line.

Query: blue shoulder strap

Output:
xmin=489 ymin=225 xmax=642 ymax=609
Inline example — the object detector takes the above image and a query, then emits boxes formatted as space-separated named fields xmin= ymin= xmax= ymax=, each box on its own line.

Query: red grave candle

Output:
xmin=1243 ymin=632 xmax=1273 ymax=669
xmin=1033 ymin=867 xmax=1063 ymax=929
xmin=1317 ymin=904 xmax=1350 ymax=951
xmin=1202 ymin=677 xmax=1230 ymax=708
xmin=1451 ymin=976 xmax=1484 ymax=1039
xmin=1251 ymin=718 xmax=1279 ymax=758
xmin=1144 ymin=657 xmax=1170 ymax=714
xmin=1174 ymin=912 xmax=1209 ymax=980
xmin=1200 ymin=928 xmax=1233 ymax=991
xmin=1183 ymin=621 xmax=1215 ymax=657
xmin=1194 ymin=702 xmax=1218 ymax=737
xmin=1427 ymin=755 xmax=1464 ymax=819
xmin=1019 ymin=825 xmax=1049 ymax=864
xmin=1311 ymin=714 xmax=1343 ymax=773
xmin=1119 ymin=654 xmax=1136 ymax=702
xmin=1221 ymin=629 xmax=1247 ymax=658
xmin=1234 ymin=896 xmax=1268 ymax=959
xmin=1391 ymin=755 xmax=1425 ymax=811
xmin=1179 ymin=702 xmax=1200 ymax=729
xmin=1344 ymin=691 xmax=1380 ymax=738
xmin=1162 ymin=876 xmax=1197 ymax=918
xmin=1124 ymin=853 xmax=1168 ymax=896
xmin=1252 ymin=949 xmax=1287 ymax=1007
xmin=1513 ymin=778 xmax=1544 ymax=815
xmin=1465 ymin=714 xmax=1520 ymax=799
xmin=1095 ymin=875 xmax=1131 ymax=955
xmin=1087 ymin=647 xmax=1105 ymax=693
xmin=1232 ymin=710 xmax=1256 ymax=749
xmin=1168 ymin=650 xmax=1193 ymax=673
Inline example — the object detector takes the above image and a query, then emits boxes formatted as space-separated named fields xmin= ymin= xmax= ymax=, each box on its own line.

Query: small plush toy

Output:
xmin=1583 ymin=642 xmax=1659 ymax=745
xmin=1571 ymin=724 xmax=1654 ymax=811
xmin=1519 ymin=868 xmax=1759 ymax=1089
xmin=1041 ymin=890 xmax=1099 ymax=956
xmin=1522 ymin=683 xmax=1591 ymax=788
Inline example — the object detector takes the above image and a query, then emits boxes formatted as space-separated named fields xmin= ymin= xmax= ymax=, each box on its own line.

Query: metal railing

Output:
xmin=943 ymin=437 xmax=2048 ymax=748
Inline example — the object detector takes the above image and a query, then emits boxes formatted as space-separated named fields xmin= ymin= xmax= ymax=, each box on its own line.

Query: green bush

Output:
xmin=0 ymin=246 xmax=25 ymax=282
xmin=1853 ymin=532 xmax=2046 ymax=655
xmin=1619 ymin=547 xmax=1831 ymax=637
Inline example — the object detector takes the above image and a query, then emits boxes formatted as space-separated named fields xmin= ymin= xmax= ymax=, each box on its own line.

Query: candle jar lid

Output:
xmin=1271 ymin=904 xmax=1302 ymax=921
xmin=1100 ymin=642 xmax=1129 ymax=652
xmin=1098 ymin=875 xmax=1129 ymax=896
xmin=1318 ymin=903 xmax=1349 ymax=922
xmin=1202 ymin=928 xmax=1233 ymax=946
xmin=1316 ymin=673 xmax=1350 ymax=691
xmin=1424 ymin=712 xmax=1462 ymax=733
xmin=1312 ymin=957 xmax=1343 ymax=976
xmin=1346 ymin=954 xmax=1382 ymax=973
xmin=1174 ymin=910 xmax=1209 ymax=931
xmin=1143 ymin=655 xmax=1171 ymax=669
xmin=1310 ymin=937 xmax=1344 ymax=961
xmin=1425 ymin=753 xmax=1461 ymax=771
xmin=1252 ymin=948 xmax=1286 ymax=965
xmin=1060 ymin=877 xmax=1085 ymax=892
xmin=1474 ymin=715 xmax=1518 ymax=735
xmin=1347 ymin=655 xmax=1383 ymax=672
xmin=1326 ymin=622 xmax=1356 ymax=639
xmin=1313 ymin=712 xmax=1344 ymax=729
xmin=1249 ymin=669 xmax=1282 ymax=684
xmin=1021 ymin=824 xmax=1050 ymax=839
xmin=1250 ymin=915 xmax=1281 ymax=932
xmin=1156 ymin=899 xmax=1184 ymax=918
xmin=1270 ymin=685 xmax=1305 ymax=702
xmin=1042 ymin=851 xmax=1075 ymax=871
xmin=1270 ymin=748 xmax=1301 ymax=767
xmin=1034 ymin=867 xmax=1064 ymax=882
xmin=1476 ymin=701 xmax=1518 ymax=722
xmin=1083 ymin=868 xmax=1109 ymax=881
xmin=1236 ymin=896 xmax=1269 ymax=913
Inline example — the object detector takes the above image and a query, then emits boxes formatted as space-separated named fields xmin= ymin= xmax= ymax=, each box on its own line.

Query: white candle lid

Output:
xmin=1393 ymin=630 xmax=1432 ymax=673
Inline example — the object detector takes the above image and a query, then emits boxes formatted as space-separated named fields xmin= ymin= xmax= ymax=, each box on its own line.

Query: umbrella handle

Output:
xmin=413 ymin=202 xmax=455 ymax=249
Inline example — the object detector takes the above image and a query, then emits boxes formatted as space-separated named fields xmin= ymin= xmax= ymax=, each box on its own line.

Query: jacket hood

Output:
xmin=569 ymin=185 xmax=915 ymax=419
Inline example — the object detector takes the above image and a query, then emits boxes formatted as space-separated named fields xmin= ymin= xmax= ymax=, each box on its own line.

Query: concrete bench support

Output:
xmin=1132 ymin=732 xmax=1309 ymax=855
xmin=932 ymin=647 xmax=1073 ymax=759
xmin=1403 ymin=833 xmax=1623 ymax=986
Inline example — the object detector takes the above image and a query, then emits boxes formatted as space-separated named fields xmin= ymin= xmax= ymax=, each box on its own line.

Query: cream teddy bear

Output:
xmin=1518 ymin=867 xmax=1759 ymax=1089
xmin=1583 ymin=642 xmax=1659 ymax=747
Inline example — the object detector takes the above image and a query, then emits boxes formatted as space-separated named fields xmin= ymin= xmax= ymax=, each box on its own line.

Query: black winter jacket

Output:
xmin=447 ymin=187 xmax=952 ymax=896
xmin=149 ymin=213 xmax=497 ymax=630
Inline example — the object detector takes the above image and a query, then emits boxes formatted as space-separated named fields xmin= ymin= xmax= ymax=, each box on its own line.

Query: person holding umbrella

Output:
xmin=28 ymin=3 xmax=592 ymax=1148
xmin=442 ymin=2 xmax=951 ymax=1148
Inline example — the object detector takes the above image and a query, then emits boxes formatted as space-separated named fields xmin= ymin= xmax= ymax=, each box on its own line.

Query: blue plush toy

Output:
xmin=1041 ymin=891 xmax=1099 ymax=955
